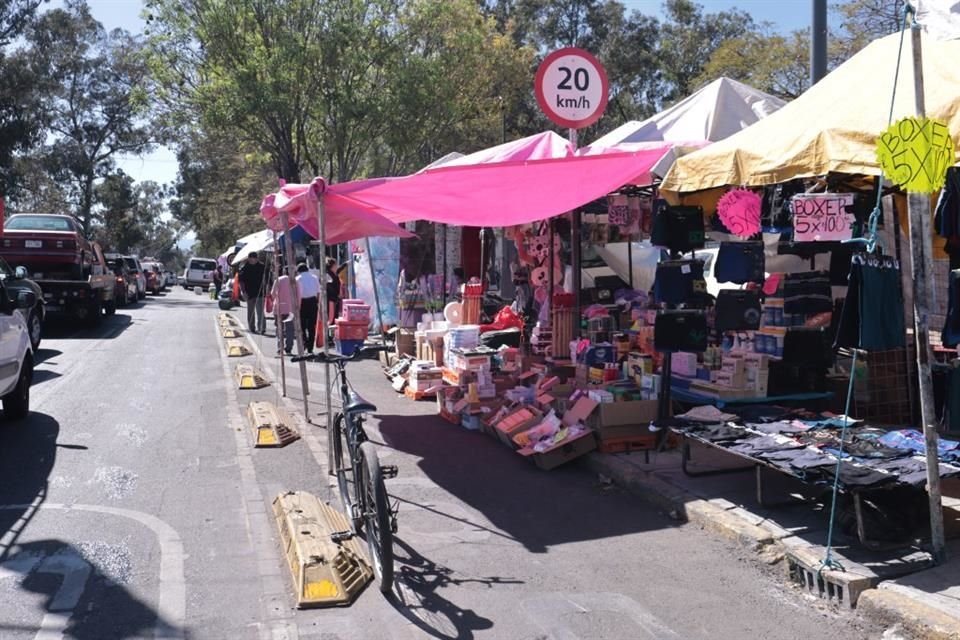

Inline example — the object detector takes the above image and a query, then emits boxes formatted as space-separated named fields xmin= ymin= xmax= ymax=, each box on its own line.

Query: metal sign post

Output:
xmin=272 ymin=230 xmax=287 ymax=396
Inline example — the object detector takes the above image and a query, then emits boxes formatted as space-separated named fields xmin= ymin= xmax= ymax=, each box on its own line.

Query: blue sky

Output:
xmin=53 ymin=0 xmax=815 ymax=188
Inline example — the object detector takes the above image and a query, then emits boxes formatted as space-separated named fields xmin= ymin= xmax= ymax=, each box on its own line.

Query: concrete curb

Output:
xmin=858 ymin=588 xmax=960 ymax=640
xmin=582 ymin=452 xmax=775 ymax=552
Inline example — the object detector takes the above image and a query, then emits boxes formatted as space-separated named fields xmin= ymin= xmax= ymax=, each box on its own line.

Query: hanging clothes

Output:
xmin=943 ymin=269 xmax=960 ymax=348
xmin=782 ymin=271 xmax=832 ymax=314
xmin=835 ymin=253 xmax=906 ymax=351
xmin=935 ymin=167 xmax=960 ymax=270
xmin=716 ymin=241 xmax=765 ymax=284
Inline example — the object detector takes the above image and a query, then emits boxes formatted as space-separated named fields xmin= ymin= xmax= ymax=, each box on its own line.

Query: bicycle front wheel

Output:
xmin=333 ymin=413 xmax=361 ymax=532
xmin=358 ymin=441 xmax=394 ymax=594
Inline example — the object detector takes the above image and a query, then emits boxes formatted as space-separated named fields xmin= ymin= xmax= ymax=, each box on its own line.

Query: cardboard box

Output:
xmin=528 ymin=431 xmax=598 ymax=470
xmin=586 ymin=399 xmax=659 ymax=429
xmin=494 ymin=406 xmax=543 ymax=448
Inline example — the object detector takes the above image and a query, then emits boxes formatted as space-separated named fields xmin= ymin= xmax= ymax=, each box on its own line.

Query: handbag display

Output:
xmin=654 ymin=310 xmax=709 ymax=352
xmin=715 ymin=242 xmax=765 ymax=284
xmin=653 ymin=259 xmax=706 ymax=305
xmin=715 ymin=289 xmax=762 ymax=332
xmin=650 ymin=204 xmax=706 ymax=253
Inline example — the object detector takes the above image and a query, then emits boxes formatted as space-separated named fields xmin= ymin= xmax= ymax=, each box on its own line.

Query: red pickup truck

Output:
xmin=1 ymin=214 xmax=117 ymax=323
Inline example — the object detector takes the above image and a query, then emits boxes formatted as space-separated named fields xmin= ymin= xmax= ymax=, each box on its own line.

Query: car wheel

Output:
xmin=3 ymin=355 xmax=32 ymax=420
xmin=138 ymin=289 xmax=146 ymax=301
xmin=27 ymin=309 xmax=42 ymax=351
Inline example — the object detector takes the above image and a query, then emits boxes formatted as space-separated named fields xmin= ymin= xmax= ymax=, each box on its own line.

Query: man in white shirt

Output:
xmin=296 ymin=263 xmax=321 ymax=352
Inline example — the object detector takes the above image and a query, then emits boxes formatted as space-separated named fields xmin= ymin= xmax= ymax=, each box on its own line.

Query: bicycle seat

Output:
xmin=345 ymin=390 xmax=377 ymax=414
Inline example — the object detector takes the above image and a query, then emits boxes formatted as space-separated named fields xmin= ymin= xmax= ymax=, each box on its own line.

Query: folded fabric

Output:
xmin=879 ymin=429 xmax=960 ymax=456
xmin=748 ymin=420 xmax=814 ymax=435
xmin=820 ymin=462 xmax=897 ymax=489
xmin=728 ymin=435 xmax=805 ymax=456
xmin=677 ymin=405 xmax=739 ymax=423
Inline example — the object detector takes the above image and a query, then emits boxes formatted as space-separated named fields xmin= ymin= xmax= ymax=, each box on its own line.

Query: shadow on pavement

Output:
xmin=42 ymin=314 xmax=133 ymax=341
xmin=376 ymin=412 xmax=682 ymax=553
xmin=32 ymin=369 xmax=62 ymax=385
xmin=34 ymin=348 xmax=62 ymax=365
xmin=388 ymin=537 xmax=502 ymax=640
xmin=0 ymin=413 xmax=181 ymax=639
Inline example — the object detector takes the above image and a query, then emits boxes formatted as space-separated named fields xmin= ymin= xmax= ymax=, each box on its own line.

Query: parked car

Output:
xmin=0 ymin=274 xmax=36 ymax=419
xmin=141 ymin=261 xmax=163 ymax=295
xmin=123 ymin=256 xmax=147 ymax=300
xmin=0 ymin=257 xmax=45 ymax=350
xmin=164 ymin=270 xmax=176 ymax=288
xmin=183 ymin=257 xmax=217 ymax=289
xmin=0 ymin=214 xmax=117 ymax=324
xmin=104 ymin=253 xmax=139 ymax=307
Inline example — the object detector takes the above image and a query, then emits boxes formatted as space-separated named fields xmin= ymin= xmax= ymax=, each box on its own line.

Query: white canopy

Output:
xmin=230 ymin=229 xmax=274 ymax=265
xmin=589 ymin=77 xmax=786 ymax=148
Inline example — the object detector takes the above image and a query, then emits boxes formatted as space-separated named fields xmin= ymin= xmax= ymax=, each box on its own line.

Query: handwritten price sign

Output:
xmin=790 ymin=193 xmax=855 ymax=242
xmin=876 ymin=116 xmax=955 ymax=194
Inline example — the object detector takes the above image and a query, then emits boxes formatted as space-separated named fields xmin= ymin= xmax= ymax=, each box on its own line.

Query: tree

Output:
xmin=94 ymin=171 xmax=181 ymax=259
xmin=0 ymin=0 xmax=48 ymax=197
xmin=695 ymin=28 xmax=809 ymax=100
xmin=167 ymin=128 xmax=275 ymax=256
xmin=834 ymin=0 xmax=906 ymax=52
xmin=658 ymin=0 xmax=754 ymax=103
xmin=26 ymin=1 xmax=157 ymax=232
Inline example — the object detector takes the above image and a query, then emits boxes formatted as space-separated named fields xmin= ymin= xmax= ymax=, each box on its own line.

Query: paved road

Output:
xmin=0 ymin=288 xmax=890 ymax=639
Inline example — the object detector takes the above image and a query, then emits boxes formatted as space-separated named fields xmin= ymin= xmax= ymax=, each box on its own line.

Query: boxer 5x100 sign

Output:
xmin=535 ymin=48 xmax=609 ymax=129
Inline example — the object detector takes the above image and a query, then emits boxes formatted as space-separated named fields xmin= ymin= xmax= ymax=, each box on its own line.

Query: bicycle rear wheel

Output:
xmin=358 ymin=441 xmax=394 ymax=593
xmin=333 ymin=413 xmax=362 ymax=532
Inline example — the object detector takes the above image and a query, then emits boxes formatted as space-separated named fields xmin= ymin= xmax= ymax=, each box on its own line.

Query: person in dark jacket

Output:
xmin=239 ymin=252 xmax=267 ymax=333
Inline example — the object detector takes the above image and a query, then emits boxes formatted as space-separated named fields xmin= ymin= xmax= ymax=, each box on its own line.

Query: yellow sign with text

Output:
xmin=877 ymin=116 xmax=955 ymax=193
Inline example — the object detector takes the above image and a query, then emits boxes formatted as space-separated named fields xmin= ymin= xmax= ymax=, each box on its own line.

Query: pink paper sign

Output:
xmin=717 ymin=189 xmax=761 ymax=238
xmin=789 ymin=193 xmax=855 ymax=242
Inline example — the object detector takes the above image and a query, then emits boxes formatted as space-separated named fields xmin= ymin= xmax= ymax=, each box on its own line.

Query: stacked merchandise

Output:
xmin=335 ymin=299 xmax=371 ymax=355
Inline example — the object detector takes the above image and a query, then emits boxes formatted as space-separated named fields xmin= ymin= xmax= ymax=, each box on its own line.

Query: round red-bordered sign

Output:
xmin=535 ymin=48 xmax=609 ymax=129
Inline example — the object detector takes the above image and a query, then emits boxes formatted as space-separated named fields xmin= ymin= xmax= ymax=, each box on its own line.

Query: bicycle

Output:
xmin=294 ymin=345 xmax=397 ymax=593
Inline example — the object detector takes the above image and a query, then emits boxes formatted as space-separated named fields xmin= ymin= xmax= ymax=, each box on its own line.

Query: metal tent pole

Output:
xmin=316 ymin=194 xmax=335 ymax=477
xmin=569 ymin=128 xmax=582 ymax=335
xmin=906 ymin=19 xmax=946 ymax=563
xmin=627 ymin=240 xmax=634 ymax=289
xmin=280 ymin=212 xmax=310 ymax=420
xmin=272 ymin=230 xmax=287 ymax=396
xmin=442 ymin=223 xmax=448 ymax=304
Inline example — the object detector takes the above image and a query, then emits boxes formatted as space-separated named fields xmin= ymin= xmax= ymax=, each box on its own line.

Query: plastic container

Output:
xmin=335 ymin=339 xmax=364 ymax=356
xmin=343 ymin=304 xmax=371 ymax=322
xmin=335 ymin=320 xmax=369 ymax=341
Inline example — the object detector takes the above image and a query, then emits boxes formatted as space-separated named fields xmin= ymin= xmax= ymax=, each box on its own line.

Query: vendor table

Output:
xmin=669 ymin=386 xmax=833 ymax=409
xmin=671 ymin=425 xmax=959 ymax=548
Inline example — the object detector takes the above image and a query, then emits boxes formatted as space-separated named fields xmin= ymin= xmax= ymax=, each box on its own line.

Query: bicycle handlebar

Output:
xmin=291 ymin=343 xmax=391 ymax=364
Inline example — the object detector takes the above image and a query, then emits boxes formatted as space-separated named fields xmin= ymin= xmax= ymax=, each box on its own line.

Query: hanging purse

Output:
xmin=654 ymin=310 xmax=708 ymax=352
xmin=715 ymin=241 xmax=765 ymax=284
xmin=715 ymin=289 xmax=762 ymax=332
xmin=651 ymin=204 xmax=705 ymax=253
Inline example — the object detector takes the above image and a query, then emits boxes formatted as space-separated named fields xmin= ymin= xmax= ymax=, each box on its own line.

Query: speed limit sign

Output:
xmin=535 ymin=48 xmax=609 ymax=129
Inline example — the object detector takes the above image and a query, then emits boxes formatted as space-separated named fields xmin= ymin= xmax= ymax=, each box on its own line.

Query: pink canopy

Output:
xmin=575 ymin=140 xmax=710 ymax=186
xmin=260 ymin=178 xmax=413 ymax=244
xmin=436 ymin=131 xmax=575 ymax=167
xmin=331 ymin=146 xmax=677 ymax=226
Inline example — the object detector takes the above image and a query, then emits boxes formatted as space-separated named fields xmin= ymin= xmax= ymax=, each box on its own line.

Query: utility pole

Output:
xmin=905 ymin=14 xmax=946 ymax=564
xmin=810 ymin=0 xmax=828 ymax=85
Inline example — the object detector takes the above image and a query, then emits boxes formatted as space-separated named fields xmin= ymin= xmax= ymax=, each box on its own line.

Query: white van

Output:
xmin=183 ymin=257 xmax=218 ymax=289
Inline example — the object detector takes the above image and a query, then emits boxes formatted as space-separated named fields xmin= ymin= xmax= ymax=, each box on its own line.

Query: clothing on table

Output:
xmin=239 ymin=261 xmax=267 ymax=299
xmin=677 ymin=422 xmax=746 ymax=443
xmin=246 ymin=295 xmax=266 ymax=334
xmin=650 ymin=202 xmax=705 ymax=253
xmin=653 ymin=260 xmax=706 ymax=305
xmin=820 ymin=462 xmax=897 ymax=489
xmin=300 ymin=295 xmax=319 ymax=352
xmin=715 ymin=289 xmax=762 ymax=332
xmin=715 ymin=242 xmax=765 ymax=284
xmin=727 ymin=435 xmax=804 ymax=456
xmin=878 ymin=429 xmax=960 ymax=457
xmin=834 ymin=254 xmax=906 ymax=351
xmin=782 ymin=271 xmax=832 ymax=314
xmin=733 ymin=405 xmax=796 ymax=423
xmin=748 ymin=420 xmax=814 ymax=435
xmin=676 ymin=405 xmax=739 ymax=423
xmin=271 ymin=275 xmax=294 ymax=317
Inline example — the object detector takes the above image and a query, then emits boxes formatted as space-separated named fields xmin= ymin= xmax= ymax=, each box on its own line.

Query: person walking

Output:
xmin=213 ymin=266 xmax=224 ymax=297
xmin=271 ymin=272 xmax=295 ymax=355
xmin=239 ymin=251 xmax=267 ymax=334
xmin=325 ymin=257 xmax=342 ymax=322
xmin=296 ymin=262 xmax=321 ymax=352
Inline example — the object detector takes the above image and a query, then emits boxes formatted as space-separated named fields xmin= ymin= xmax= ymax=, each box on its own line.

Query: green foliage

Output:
xmin=20 ymin=1 xmax=157 ymax=231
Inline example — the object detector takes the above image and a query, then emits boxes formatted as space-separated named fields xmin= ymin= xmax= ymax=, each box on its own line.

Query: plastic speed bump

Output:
xmin=217 ymin=312 xmax=239 ymax=327
xmin=248 ymin=401 xmax=300 ymax=447
xmin=221 ymin=326 xmax=243 ymax=339
xmin=235 ymin=364 xmax=270 ymax=389
xmin=272 ymin=491 xmax=372 ymax=608
xmin=226 ymin=339 xmax=252 ymax=357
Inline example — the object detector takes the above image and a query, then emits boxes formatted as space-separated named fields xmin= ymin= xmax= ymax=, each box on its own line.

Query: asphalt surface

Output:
xmin=0 ymin=288 xmax=892 ymax=639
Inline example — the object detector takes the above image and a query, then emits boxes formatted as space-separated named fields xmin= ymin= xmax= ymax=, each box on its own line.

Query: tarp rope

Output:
xmin=819 ymin=4 xmax=913 ymax=576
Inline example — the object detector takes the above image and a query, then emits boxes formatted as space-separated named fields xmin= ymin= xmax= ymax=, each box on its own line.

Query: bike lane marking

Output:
xmin=0 ymin=503 xmax=186 ymax=640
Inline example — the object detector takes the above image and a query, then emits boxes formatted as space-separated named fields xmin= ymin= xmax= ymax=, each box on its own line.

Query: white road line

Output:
xmin=0 ymin=503 xmax=186 ymax=640
xmin=33 ymin=548 xmax=92 ymax=640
